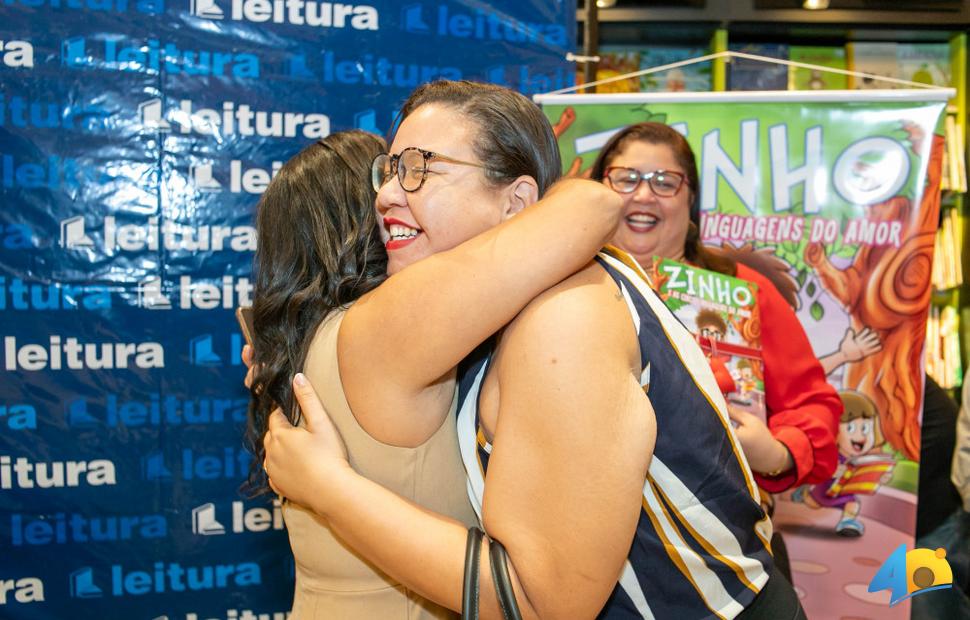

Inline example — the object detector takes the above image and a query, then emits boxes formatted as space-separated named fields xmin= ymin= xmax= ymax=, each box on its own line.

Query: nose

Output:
xmin=376 ymin=172 xmax=408 ymax=216
xmin=631 ymin=178 xmax=658 ymax=202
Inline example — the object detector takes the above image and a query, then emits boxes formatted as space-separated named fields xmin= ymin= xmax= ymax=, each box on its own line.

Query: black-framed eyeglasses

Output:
xmin=604 ymin=167 xmax=687 ymax=197
xmin=371 ymin=147 xmax=488 ymax=193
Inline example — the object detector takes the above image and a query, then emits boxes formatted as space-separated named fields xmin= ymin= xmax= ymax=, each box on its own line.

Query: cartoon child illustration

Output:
xmin=735 ymin=358 xmax=758 ymax=396
xmin=694 ymin=309 xmax=735 ymax=393
xmin=793 ymin=390 xmax=893 ymax=537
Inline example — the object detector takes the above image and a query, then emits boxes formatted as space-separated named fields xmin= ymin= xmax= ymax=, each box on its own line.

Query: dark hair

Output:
xmin=695 ymin=308 xmax=727 ymax=335
xmin=589 ymin=122 xmax=735 ymax=275
xmin=396 ymin=80 xmax=562 ymax=196
xmin=720 ymin=243 xmax=800 ymax=310
xmin=244 ymin=130 xmax=387 ymax=495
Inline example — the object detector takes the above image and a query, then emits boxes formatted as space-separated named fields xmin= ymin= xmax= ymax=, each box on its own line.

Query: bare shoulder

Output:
xmin=512 ymin=260 xmax=630 ymax=325
xmin=499 ymin=260 xmax=639 ymax=369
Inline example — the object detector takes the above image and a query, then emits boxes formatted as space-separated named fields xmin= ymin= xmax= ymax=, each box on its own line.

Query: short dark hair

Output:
xmin=245 ymin=129 xmax=387 ymax=495
xmin=695 ymin=308 xmax=727 ymax=335
xmin=397 ymin=80 xmax=562 ymax=196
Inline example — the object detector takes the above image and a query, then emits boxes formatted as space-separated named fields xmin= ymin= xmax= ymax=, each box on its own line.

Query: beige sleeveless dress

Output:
xmin=283 ymin=309 xmax=478 ymax=619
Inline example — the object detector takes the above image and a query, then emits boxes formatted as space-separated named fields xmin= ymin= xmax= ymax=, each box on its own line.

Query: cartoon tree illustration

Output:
xmin=802 ymin=124 xmax=942 ymax=461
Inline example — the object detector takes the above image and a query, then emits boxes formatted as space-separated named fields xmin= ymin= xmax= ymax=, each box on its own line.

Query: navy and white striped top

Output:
xmin=456 ymin=247 xmax=774 ymax=619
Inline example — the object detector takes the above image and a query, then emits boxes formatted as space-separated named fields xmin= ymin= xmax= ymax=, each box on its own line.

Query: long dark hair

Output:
xmin=589 ymin=122 xmax=735 ymax=275
xmin=397 ymin=80 xmax=562 ymax=195
xmin=244 ymin=130 xmax=387 ymax=495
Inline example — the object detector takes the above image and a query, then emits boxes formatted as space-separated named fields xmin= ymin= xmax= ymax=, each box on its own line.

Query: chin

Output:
xmin=625 ymin=246 xmax=657 ymax=265
xmin=623 ymin=240 xmax=660 ymax=262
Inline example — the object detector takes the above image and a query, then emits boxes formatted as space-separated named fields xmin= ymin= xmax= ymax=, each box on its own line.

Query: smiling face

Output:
xmin=603 ymin=139 xmax=693 ymax=267
xmin=376 ymin=104 xmax=508 ymax=275
xmin=839 ymin=417 xmax=877 ymax=457
xmin=837 ymin=391 xmax=882 ymax=458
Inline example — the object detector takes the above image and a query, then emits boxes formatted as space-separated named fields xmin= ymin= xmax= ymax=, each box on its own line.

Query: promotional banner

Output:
xmin=537 ymin=90 xmax=948 ymax=619
xmin=0 ymin=2 xmax=575 ymax=618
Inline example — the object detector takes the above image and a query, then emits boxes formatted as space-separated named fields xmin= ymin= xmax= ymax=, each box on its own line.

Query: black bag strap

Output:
xmin=488 ymin=536 xmax=523 ymax=620
xmin=462 ymin=526 xmax=485 ymax=620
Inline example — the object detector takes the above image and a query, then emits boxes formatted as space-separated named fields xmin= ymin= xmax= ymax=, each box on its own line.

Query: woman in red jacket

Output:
xmin=590 ymin=122 xmax=842 ymax=575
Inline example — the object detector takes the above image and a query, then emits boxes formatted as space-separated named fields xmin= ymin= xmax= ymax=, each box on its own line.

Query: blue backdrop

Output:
xmin=0 ymin=2 xmax=575 ymax=617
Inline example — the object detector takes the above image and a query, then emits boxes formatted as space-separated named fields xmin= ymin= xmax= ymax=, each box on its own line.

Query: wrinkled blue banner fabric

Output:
xmin=0 ymin=2 xmax=574 ymax=617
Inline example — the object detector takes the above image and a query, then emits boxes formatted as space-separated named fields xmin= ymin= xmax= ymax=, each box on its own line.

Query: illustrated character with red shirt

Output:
xmin=736 ymin=358 xmax=762 ymax=397
xmin=793 ymin=391 xmax=892 ymax=536
xmin=694 ymin=309 xmax=738 ymax=394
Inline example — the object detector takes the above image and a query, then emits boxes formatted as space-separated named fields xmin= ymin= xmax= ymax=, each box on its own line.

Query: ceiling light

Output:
xmin=596 ymin=0 xmax=617 ymax=8
xmin=803 ymin=0 xmax=829 ymax=9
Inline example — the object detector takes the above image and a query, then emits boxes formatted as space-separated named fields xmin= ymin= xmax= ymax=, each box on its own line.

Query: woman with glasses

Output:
xmin=589 ymin=122 xmax=842 ymax=573
xmin=260 ymin=84 xmax=806 ymax=619
xmin=246 ymin=94 xmax=624 ymax=619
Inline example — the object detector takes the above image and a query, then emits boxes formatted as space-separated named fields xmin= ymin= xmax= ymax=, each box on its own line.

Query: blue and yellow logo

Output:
xmin=868 ymin=543 xmax=953 ymax=606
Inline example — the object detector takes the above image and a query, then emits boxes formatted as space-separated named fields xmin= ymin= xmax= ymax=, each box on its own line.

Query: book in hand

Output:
xmin=826 ymin=453 xmax=896 ymax=498
xmin=650 ymin=257 xmax=766 ymax=421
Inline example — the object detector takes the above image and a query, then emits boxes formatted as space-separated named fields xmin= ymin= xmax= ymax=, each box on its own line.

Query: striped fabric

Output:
xmin=456 ymin=247 xmax=774 ymax=619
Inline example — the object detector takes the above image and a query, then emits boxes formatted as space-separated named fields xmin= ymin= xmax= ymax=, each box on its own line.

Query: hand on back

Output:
xmin=258 ymin=373 xmax=351 ymax=512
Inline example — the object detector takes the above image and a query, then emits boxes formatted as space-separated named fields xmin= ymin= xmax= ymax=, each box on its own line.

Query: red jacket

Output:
xmin=735 ymin=263 xmax=842 ymax=492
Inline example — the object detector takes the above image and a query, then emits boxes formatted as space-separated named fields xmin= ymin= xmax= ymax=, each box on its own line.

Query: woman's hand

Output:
xmin=727 ymin=405 xmax=793 ymax=476
xmin=262 ymin=373 xmax=351 ymax=512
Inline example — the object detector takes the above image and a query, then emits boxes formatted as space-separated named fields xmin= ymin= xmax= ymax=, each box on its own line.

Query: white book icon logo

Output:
xmin=192 ymin=503 xmax=226 ymax=535
xmin=138 ymin=98 xmax=171 ymax=131
xmin=59 ymin=216 xmax=94 ymax=249
xmin=137 ymin=277 xmax=172 ymax=310
xmin=191 ymin=163 xmax=222 ymax=192
xmin=190 ymin=0 xmax=224 ymax=19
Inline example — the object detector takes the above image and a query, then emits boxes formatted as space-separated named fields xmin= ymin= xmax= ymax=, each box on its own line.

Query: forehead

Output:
xmin=390 ymin=103 xmax=479 ymax=160
xmin=610 ymin=140 xmax=682 ymax=171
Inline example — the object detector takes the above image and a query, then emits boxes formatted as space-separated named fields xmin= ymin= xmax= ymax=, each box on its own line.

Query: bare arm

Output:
xmin=818 ymin=326 xmax=883 ymax=376
xmin=479 ymin=266 xmax=656 ymax=617
xmin=265 ymin=266 xmax=655 ymax=618
xmin=341 ymin=178 xmax=623 ymax=445
xmin=264 ymin=378 xmax=559 ymax=619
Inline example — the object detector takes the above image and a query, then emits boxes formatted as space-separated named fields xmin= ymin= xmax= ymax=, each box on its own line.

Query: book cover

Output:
xmin=788 ymin=46 xmax=847 ymax=91
xmin=944 ymin=113 xmax=968 ymax=192
xmin=650 ymin=258 xmax=765 ymax=420
xmin=576 ymin=48 xmax=642 ymax=93
xmin=639 ymin=45 xmax=712 ymax=93
xmin=826 ymin=453 xmax=896 ymax=497
xmin=896 ymin=43 xmax=951 ymax=88
xmin=727 ymin=43 xmax=789 ymax=91
xmin=846 ymin=42 xmax=899 ymax=89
